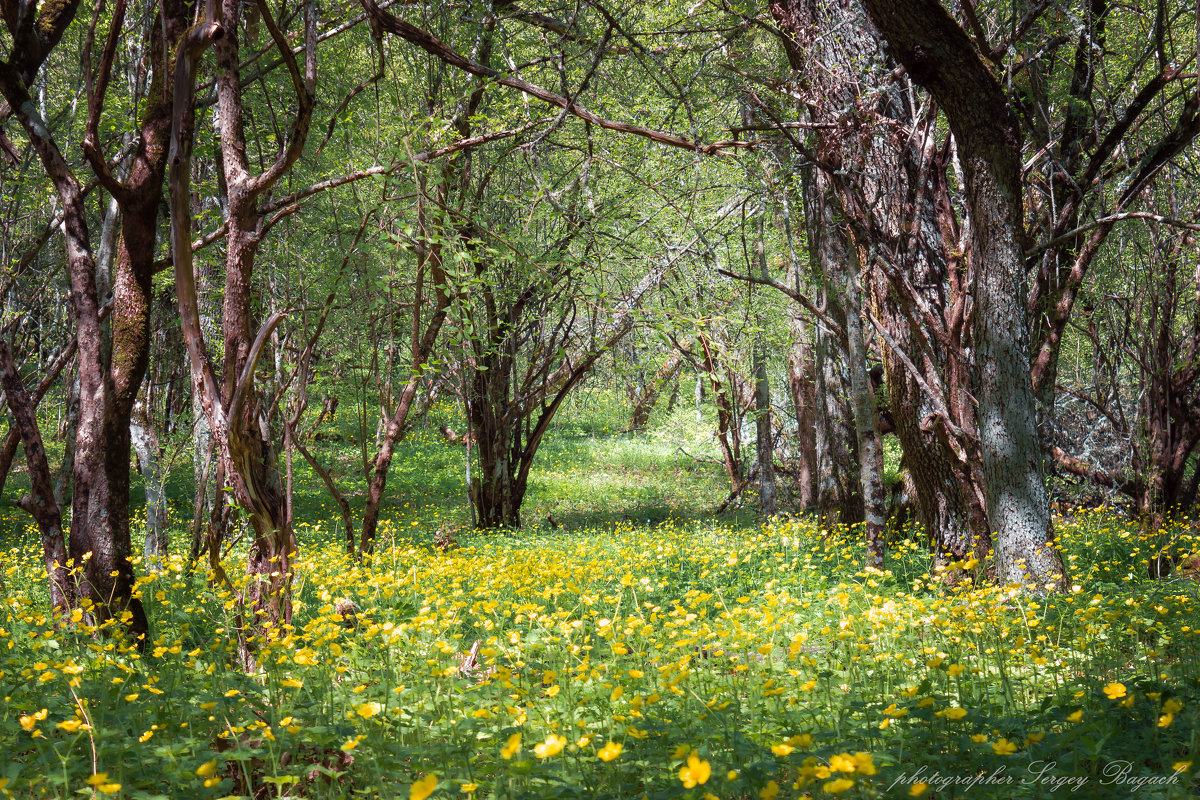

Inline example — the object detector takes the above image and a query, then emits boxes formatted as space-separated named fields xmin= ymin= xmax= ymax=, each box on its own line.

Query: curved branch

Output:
xmin=228 ymin=310 xmax=287 ymax=429
xmin=357 ymin=0 xmax=746 ymax=156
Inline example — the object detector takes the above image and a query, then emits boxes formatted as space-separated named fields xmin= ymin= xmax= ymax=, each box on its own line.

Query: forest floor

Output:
xmin=1 ymin=389 xmax=1199 ymax=799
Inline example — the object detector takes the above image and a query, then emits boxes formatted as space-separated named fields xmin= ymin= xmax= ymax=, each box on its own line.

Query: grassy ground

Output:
xmin=1 ymin=389 xmax=1199 ymax=799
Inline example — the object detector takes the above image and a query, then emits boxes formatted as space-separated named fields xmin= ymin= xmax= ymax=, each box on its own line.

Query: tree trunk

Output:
xmin=773 ymin=0 xmax=994 ymax=570
xmin=753 ymin=339 xmax=778 ymax=517
xmin=860 ymin=0 xmax=1065 ymax=590
xmin=0 ymin=340 xmax=73 ymax=613
xmin=698 ymin=333 xmax=743 ymax=491
xmin=783 ymin=253 xmax=819 ymax=509
xmin=800 ymin=164 xmax=863 ymax=527
xmin=131 ymin=398 xmax=168 ymax=568
xmin=626 ymin=345 xmax=687 ymax=432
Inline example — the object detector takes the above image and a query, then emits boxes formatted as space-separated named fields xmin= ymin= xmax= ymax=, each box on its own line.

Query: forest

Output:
xmin=3 ymin=0 xmax=1200 ymax=797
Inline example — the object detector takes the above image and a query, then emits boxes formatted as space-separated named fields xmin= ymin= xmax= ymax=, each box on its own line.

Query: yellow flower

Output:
xmin=824 ymin=778 xmax=855 ymax=794
xmin=882 ymin=703 xmax=908 ymax=717
xmin=534 ymin=734 xmax=566 ymax=758
xmin=759 ymin=780 xmax=779 ymax=800
xmin=1103 ymin=682 xmax=1126 ymax=699
xmin=410 ymin=773 xmax=438 ymax=800
xmin=992 ymin=738 xmax=1018 ymax=755
xmin=910 ymin=782 xmax=930 ymax=796
xmin=937 ymin=707 xmax=967 ymax=720
xmin=196 ymin=761 xmax=218 ymax=778
xmin=86 ymin=773 xmax=110 ymax=786
xmin=1164 ymin=698 xmax=1184 ymax=714
xmin=1157 ymin=713 xmax=1174 ymax=727
xmin=970 ymin=734 xmax=988 ymax=743
xmin=57 ymin=719 xmax=83 ymax=732
xmin=829 ymin=753 xmax=857 ymax=773
xmin=726 ymin=770 xmax=739 ymax=780
xmin=678 ymin=751 xmax=711 ymax=788
xmin=1067 ymin=710 xmax=1083 ymax=722
xmin=355 ymin=702 xmax=382 ymax=718
xmin=280 ymin=677 xmax=303 ymax=689
xmin=1172 ymin=761 xmax=1192 ymax=773
xmin=500 ymin=732 xmax=521 ymax=759
xmin=461 ymin=783 xmax=478 ymax=793
xmin=770 ymin=743 xmax=793 ymax=756
xmin=948 ymin=664 xmax=965 ymax=676
xmin=19 ymin=709 xmax=47 ymax=731
xmin=852 ymin=752 xmax=877 ymax=776
xmin=598 ymin=742 xmax=623 ymax=762
xmin=1025 ymin=731 xmax=1044 ymax=745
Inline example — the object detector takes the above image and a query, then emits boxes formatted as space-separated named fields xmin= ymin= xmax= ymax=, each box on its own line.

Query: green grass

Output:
xmin=1 ymin=392 xmax=1199 ymax=799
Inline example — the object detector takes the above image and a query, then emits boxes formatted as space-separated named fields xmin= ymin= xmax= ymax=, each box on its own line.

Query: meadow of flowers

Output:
xmin=2 ymin=503 xmax=1199 ymax=799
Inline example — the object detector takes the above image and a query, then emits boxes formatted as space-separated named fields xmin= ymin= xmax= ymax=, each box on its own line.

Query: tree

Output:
xmin=766 ymin=0 xmax=991 ymax=570
xmin=0 ymin=0 xmax=203 ymax=636
xmin=857 ymin=0 xmax=1065 ymax=588
xmin=169 ymin=0 xmax=316 ymax=662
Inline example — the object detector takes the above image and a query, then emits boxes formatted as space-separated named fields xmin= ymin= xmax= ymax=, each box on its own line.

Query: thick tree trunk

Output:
xmin=773 ymin=0 xmax=994 ymax=568
xmin=800 ymin=165 xmax=863 ymax=527
xmin=860 ymin=0 xmax=1065 ymax=590
xmin=169 ymin=0 xmax=314 ymax=664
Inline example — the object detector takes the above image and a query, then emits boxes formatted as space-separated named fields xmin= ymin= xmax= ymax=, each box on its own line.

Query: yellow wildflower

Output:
xmin=992 ymin=738 xmax=1018 ymax=755
xmin=410 ymin=774 xmax=438 ymax=800
xmin=534 ymin=734 xmax=566 ymax=758
xmin=678 ymin=751 xmax=711 ymax=788
xmin=598 ymin=742 xmax=623 ymax=762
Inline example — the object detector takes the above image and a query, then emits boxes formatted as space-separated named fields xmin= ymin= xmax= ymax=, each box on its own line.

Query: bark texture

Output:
xmin=859 ymin=0 xmax=1065 ymax=589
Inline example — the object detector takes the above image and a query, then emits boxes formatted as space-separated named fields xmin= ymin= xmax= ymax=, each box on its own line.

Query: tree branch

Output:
xmin=357 ymin=0 xmax=746 ymax=156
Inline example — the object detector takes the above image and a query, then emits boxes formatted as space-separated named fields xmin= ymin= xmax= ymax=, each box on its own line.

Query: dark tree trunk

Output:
xmin=799 ymin=165 xmax=863 ymax=527
xmin=772 ymin=0 xmax=994 ymax=569
xmin=0 ymin=340 xmax=73 ymax=613
xmin=860 ymin=0 xmax=1065 ymax=590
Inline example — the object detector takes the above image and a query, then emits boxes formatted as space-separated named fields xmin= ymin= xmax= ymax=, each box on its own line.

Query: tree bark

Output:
xmin=626 ymin=345 xmax=687 ymax=432
xmin=131 ymin=398 xmax=167 ymax=568
xmin=860 ymin=0 xmax=1065 ymax=590
xmin=0 ymin=340 xmax=73 ymax=613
